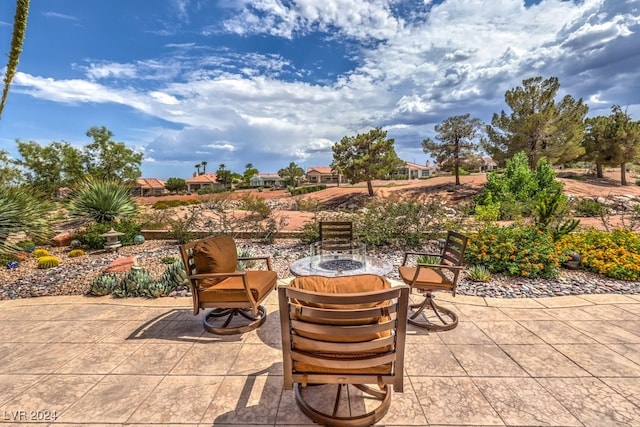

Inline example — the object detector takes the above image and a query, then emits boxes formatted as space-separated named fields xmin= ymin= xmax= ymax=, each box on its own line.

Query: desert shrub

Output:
xmin=167 ymin=212 xmax=197 ymax=244
xmin=75 ymin=220 xmax=142 ymax=249
xmin=289 ymin=185 xmax=327 ymax=196
xmin=465 ymin=224 xmax=566 ymax=279
xmin=352 ymin=198 xmax=453 ymax=247
xmin=475 ymin=152 xmax=563 ymax=220
xmin=239 ymin=194 xmax=271 ymax=219
xmin=556 ymin=228 xmax=640 ymax=280
xmin=197 ymin=186 xmax=225 ymax=195
xmin=15 ymin=240 xmax=35 ymax=252
xmin=572 ymin=198 xmax=609 ymax=217
xmin=294 ymin=197 xmax=324 ymax=212
xmin=152 ymin=199 xmax=199 ymax=210
xmin=161 ymin=256 xmax=179 ymax=264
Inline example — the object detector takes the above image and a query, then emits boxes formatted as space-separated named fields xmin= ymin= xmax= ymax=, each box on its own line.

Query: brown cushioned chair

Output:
xmin=279 ymin=274 xmax=409 ymax=427
xmin=179 ymin=235 xmax=277 ymax=335
xmin=398 ymin=231 xmax=468 ymax=331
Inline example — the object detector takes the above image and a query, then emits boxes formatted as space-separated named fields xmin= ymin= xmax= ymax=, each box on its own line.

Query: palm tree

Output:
xmin=201 ymin=160 xmax=208 ymax=174
xmin=195 ymin=163 xmax=201 ymax=175
xmin=0 ymin=0 xmax=30 ymax=120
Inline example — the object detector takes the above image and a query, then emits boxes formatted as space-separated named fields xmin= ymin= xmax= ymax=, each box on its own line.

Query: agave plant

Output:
xmin=67 ymin=179 xmax=137 ymax=224
xmin=90 ymin=273 xmax=120 ymax=296
xmin=120 ymin=266 xmax=155 ymax=297
xmin=159 ymin=260 xmax=188 ymax=291
xmin=0 ymin=186 xmax=53 ymax=258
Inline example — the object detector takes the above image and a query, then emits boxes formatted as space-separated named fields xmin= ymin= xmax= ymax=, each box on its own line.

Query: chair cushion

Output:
xmin=398 ymin=265 xmax=453 ymax=291
xmin=198 ymin=270 xmax=277 ymax=303
xmin=290 ymin=274 xmax=390 ymax=299
xmin=193 ymin=235 xmax=237 ymax=275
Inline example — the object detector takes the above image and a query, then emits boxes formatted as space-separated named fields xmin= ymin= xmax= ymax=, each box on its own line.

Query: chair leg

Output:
xmin=409 ymin=292 xmax=458 ymax=331
xmin=203 ymin=306 xmax=267 ymax=335
xmin=295 ymin=383 xmax=391 ymax=427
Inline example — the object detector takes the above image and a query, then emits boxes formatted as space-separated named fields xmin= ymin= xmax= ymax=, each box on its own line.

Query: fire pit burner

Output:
xmin=317 ymin=259 xmax=364 ymax=271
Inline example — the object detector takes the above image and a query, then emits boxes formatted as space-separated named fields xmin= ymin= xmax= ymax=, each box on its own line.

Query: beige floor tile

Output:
xmin=455 ymin=305 xmax=513 ymax=321
xmin=474 ymin=377 xmax=582 ymax=426
xmin=171 ymin=342 xmax=242 ymax=375
xmin=517 ymin=320 xmax=596 ymax=344
xmin=0 ymin=320 xmax=70 ymax=343
xmin=99 ymin=319 xmax=168 ymax=342
xmin=55 ymin=342 xmax=145 ymax=374
xmin=52 ymin=320 xmax=128 ymax=343
xmin=242 ymin=311 xmax=283 ymax=348
xmin=0 ymin=374 xmax=44 ymax=405
xmin=536 ymin=296 xmax=594 ymax=308
xmin=112 ymin=343 xmax=194 ymax=374
xmin=474 ymin=321 xmax=544 ymax=344
xmin=579 ymin=304 xmax=640 ymax=320
xmin=142 ymin=320 xmax=206 ymax=343
xmin=436 ymin=322 xmax=494 ymax=345
xmin=554 ymin=343 xmax=640 ymax=376
xmin=379 ymin=385 xmax=428 ymax=426
xmin=275 ymin=388 xmax=320 ymax=425
xmin=201 ymin=374 xmax=282 ymax=425
xmin=57 ymin=375 xmax=163 ymax=423
xmin=499 ymin=344 xmax=590 ymax=377
xmin=602 ymin=377 xmax=640 ymax=408
xmin=0 ymin=374 xmax=102 ymax=416
xmin=605 ymin=342 xmax=640 ymax=365
xmin=565 ymin=320 xmax=640 ymax=344
xmin=618 ymin=303 xmax=640 ymax=315
xmin=542 ymin=306 xmax=598 ymax=321
xmin=578 ymin=294 xmax=639 ymax=305
xmin=447 ymin=344 xmax=527 ymax=377
xmin=610 ymin=319 xmax=640 ymax=336
xmin=538 ymin=377 xmax=640 ymax=426
xmin=128 ymin=375 xmax=223 ymax=424
xmin=228 ymin=344 xmax=283 ymax=376
xmin=411 ymin=377 xmax=503 ymax=425
xmin=498 ymin=307 xmax=557 ymax=321
xmin=0 ymin=342 xmax=47 ymax=371
xmin=404 ymin=327 xmax=445 ymax=344
xmin=484 ymin=298 xmax=546 ymax=309
xmin=404 ymin=343 xmax=466 ymax=376
xmin=2 ymin=343 xmax=90 ymax=374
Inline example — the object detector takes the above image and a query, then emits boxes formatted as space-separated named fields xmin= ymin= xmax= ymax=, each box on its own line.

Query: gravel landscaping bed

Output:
xmin=2 ymin=239 xmax=639 ymax=300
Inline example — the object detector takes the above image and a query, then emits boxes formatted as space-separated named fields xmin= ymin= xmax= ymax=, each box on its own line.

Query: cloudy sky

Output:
xmin=0 ymin=0 xmax=638 ymax=180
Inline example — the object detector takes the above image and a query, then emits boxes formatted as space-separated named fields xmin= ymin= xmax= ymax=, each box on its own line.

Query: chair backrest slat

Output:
xmin=291 ymin=351 xmax=397 ymax=370
xmin=291 ymin=317 xmax=396 ymax=337
xmin=319 ymin=221 xmax=353 ymax=243
xmin=292 ymin=334 xmax=396 ymax=353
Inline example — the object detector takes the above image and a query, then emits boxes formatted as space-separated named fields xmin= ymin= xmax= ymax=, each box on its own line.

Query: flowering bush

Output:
xmin=465 ymin=224 xmax=566 ymax=279
xmin=556 ymin=228 xmax=640 ymax=281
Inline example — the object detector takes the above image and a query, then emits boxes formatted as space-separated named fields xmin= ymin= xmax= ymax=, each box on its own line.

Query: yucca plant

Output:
xmin=67 ymin=179 xmax=137 ymax=224
xmin=465 ymin=265 xmax=492 ymax=282
xmin=0 ymin=186 xmax=53 ymax=258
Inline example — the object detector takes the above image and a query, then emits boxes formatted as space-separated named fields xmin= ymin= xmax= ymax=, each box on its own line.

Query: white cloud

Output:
xmin=10 ymin=0 xmax=640 ymax=177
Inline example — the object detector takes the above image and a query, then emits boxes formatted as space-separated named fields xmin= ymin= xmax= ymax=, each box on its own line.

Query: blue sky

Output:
xmin=0 ymin=0 xmax=639 ymax=180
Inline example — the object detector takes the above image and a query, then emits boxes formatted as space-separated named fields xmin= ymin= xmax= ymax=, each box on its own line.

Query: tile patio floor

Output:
xmin=1 ymin=280 xmax=640 ymax=426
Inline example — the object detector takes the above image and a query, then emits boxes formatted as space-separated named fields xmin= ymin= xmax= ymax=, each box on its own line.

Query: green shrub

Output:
xmin=15 ymin=240 xmax=35 ymax=252
xmin=75 ymin=220 xmax=142 ymax=249
xmin=572 ymin=198 xmax=609 ymax=217
xmin=152 ymin=199 xmax=198 ymax=209
xmin=294 ymin=197 xmax=324 ymax=212
xmin=556 ymin=229 xmax=640 ymax=280
xmin=161 ymin=256 xmax=179 ymax=264
xmin=465 ymin=224 xmax=566 ymax=279
xmin=289 ymin=185 xmax=327 ymax=196
xmin=416 ymin=255 xmax=441 ymax=265
xmin=239 ymin=194 xmax=271 ymax=219
xmin=37 ymin=255 xmax=60 ymax=269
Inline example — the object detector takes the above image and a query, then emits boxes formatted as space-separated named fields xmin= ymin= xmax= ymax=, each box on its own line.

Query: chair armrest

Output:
xmin=190 ymin=271 xmax=247 ymax=280
xmin=238 ymin=255 xmax=273 ymax=270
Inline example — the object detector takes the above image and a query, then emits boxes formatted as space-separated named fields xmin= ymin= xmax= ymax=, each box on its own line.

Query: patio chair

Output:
xmin=279 ymin=274 xmax=409 ymax=427
xmin=319 ymin=220 xmax=353 ymax=251
xmin=179 ymin=235 xmax=277 ymax=335
xmin=398 ymin=231 xmax=468 ymax=331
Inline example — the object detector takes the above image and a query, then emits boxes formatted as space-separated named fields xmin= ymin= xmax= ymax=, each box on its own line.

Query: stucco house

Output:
xmin=249 ymin=173 xmax=287 ymax=188
xmin=392 ymin=161 xmax=438 ymax=179
xmin=132 ymin=178 xmax=166 ymax=197
xmin=306 ymin=166 xmax=348 ymax=184
xmin=185 ymin=173 xmax=221 ymax=193
xmin=480 ymin=156 xmax=499 ymax=173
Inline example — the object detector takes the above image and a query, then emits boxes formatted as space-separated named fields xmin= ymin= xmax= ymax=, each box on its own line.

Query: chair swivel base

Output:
xmin=409 ymin=293 xmax=458 ymax=331
xmin=203 ymin=306 xmax=267 ymax=335
xmin=295 ymin=383 xmax=391 ymax=427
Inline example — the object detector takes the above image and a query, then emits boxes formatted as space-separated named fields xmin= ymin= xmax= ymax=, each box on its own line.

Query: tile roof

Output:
xmin=135 ymin=178 xmax=166 ymax=189
xmin=306 ymin=166 xmax=334 ymax=174
xmin=185 ymin=173 xmax=218 ymax=183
